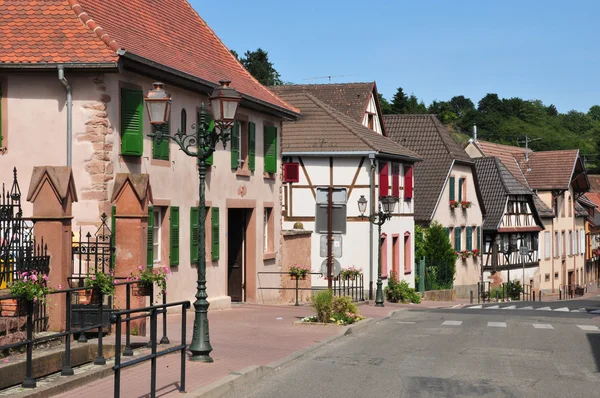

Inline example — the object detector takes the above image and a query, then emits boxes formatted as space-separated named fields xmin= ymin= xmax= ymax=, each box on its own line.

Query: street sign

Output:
xmin=320 ymin=259 xmax=341 ymax=278
xmin=519 ymin=246 xmax=529 ymax=256
xmin=319 ymin=234 xmax=342 ymax=258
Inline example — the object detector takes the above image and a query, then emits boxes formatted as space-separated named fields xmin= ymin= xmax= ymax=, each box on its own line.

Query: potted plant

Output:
xmin=84 ymin=269 xmax=116 ymax=305
xmin=289 ymin=264 xmax=310 ymax=279
xmin=459 ymin=250 xmax=471 ymax=260
xmin=449 ymin=200 xmax=459 ymax=209
xmin=461 ymin=201 xmax=472 ymax=209
xmin=128 ymin=265 xmax=170 ymax=298
xmin=340 ymin=266 xmax=363 ymax=280
xmin=471 ymin=249 xmax=480 ymax=258
xmin=5 ymin=271 xmax=52 ymax=316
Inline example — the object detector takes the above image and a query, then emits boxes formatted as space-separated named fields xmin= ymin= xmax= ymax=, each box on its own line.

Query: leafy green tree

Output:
xmin=238 ymin=48 xmax=282 ymax=86
xmin=405 ymin=94 xmax=428 ymax=114
xmin=424 ymin=221 xmax=457 ymax=289
xmin=378 ymin=93 xmax=393 ymax=114
xmin=414 ymin=225 xmax=426 ymax=261
xmin=391 ymin=87 xmax=408 ymax=114
xmin=546 ymin=104 xmax=558 ymax=116
xmin=477 ymin=93 xmax=503 ymax=115
xmin=588 ymin=105 xmax=600 ymax=121
xmin=449 ymin=95 xmax=475 ymax=118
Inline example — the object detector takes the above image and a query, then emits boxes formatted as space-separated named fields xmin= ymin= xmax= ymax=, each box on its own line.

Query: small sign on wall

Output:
xmin=320 ymin=234 xmax=342 ymax=258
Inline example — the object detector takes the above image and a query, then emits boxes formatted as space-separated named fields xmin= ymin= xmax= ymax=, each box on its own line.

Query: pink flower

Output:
xmin=33 ymin=297 xmax=38 ymax=302
xmin=43 ymin=275 xmax=48 ymax=281
xmin=138 ymin=265 xmax=144 ymax=271
xmin=57 ymin=284 xmax=62 ymax=289
xmin=23 ymin=276 xmax=28 ymax=282
xmin=3 ymin=359 xmax=8 ymax=363
xmin=21 ymin=272 xmax=28 ymax=277
xmin=113 ymin=280 xmax=118 ymax=284
xmin=91 ymin=275 xmax=96 ymax=281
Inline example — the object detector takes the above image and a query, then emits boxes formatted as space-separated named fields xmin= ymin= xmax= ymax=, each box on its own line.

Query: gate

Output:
xmin=0 ymin=168 xmax=50 ymax=332
xmin=69 ymin=213 xmax=114 ymax=332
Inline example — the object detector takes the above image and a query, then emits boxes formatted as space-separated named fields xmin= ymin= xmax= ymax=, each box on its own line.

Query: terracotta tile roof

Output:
xmin=383 ymin=114 xmax=477 ymax=222
xmin=271 ymin=83 xmax=376 ymax=122
xmin=518 ymin=150 xmax=581 ymax=190
xmin=474 ymin=157 xmax=544 ymax=230
xmin=0 ymin=0 xmax=117 ymax=63
xmin=0 ymin=0 xmax=297 ymax=114
xmin=472 ymin=140 xmax=530 ymax=188
xmin=277 ymin=93 xmax=420 ymax=160
xmin=585 ymin=192 xmax=600 ymax=208
xmin=588 ymin=175 xmax=600 ymax=192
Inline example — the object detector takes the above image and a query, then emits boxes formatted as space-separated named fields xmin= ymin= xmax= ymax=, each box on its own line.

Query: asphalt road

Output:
xmin=223 ymin=308 xmax=600 ymax=398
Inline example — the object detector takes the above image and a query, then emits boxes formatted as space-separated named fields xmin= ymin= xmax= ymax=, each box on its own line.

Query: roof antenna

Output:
xmin=517 ymin=135 xmax=542 ymax=168
xmin=473 ymin=124 xmax=477 ymax=142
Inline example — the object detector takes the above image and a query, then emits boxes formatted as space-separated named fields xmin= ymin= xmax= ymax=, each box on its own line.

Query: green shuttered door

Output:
xmin=121 ymin=88 xmax=144 ymax=156
xmin=170 ymin=207 xmax=179 ymax=266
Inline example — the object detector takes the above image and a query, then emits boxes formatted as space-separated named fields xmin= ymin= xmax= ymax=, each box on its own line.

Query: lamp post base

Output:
xmin=189 ymin=353 xmax=214 ymax=363
xmin=375 ymin=279 xmax=385 ymax=307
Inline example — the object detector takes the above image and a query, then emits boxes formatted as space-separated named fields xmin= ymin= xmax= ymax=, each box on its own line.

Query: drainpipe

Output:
xmin=368 ymin=154 xmax=376 ymax=300
xmin=58 ymin=65 xmax=72 ymax=167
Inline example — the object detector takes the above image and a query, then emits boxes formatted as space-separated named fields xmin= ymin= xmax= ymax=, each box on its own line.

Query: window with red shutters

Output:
xmin=379 ymin=161 xmax=389 ymax=197
xmin=391 ymin=163 xmax=400 ymax=198
xmin=404 ymin=165 xmax=413 ymax=199
xmin=283 ymin=162 xmax=300 ymax=183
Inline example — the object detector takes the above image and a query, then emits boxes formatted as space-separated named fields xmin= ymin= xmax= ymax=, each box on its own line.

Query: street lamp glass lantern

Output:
xmin=357 ymin=195 xmax=368 ymax=215
xmin=380 ymin=196 xmax=396 ymax=214
xmin=209 ymin=80 xmax=242 ymax=130
xmin=144 ymin=82 xmax=172 ymax=125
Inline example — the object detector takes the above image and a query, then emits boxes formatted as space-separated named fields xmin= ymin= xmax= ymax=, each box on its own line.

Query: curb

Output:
xmin=190 ymin=309 xmax=402 ymax=397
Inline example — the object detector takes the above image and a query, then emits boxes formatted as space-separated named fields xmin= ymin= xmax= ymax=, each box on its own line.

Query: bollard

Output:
xmin=470 ymin=290 xmax=473 ymax=304
xmin=539 ymin=291 xmax=542 ymax=302
xmin=295 ymin=276 xmax=299 ymax=306
xmin=559 ymin=290 xmax=561 ymax=300
xmin=533 ymin=291 xmax=536 ymax=302
xmin=495 ymin=290 xmax=499 ymax=303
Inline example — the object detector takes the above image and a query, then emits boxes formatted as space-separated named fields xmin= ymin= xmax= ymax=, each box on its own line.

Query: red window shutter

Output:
xmin=283 ymin=163 xmax=300 ymax=183
xmin=392 ymin=163 xmax=400 ymax=198
xmin=379 ymin=161 xmax=389 ymax=197
xmin=404 ymin=165 xmax=413 ymax=199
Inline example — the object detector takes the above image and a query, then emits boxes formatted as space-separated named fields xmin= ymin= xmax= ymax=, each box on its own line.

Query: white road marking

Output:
xmin=488 ymin=322 xmax=507 ymax=328
xmin=451 ymin=304 xmax=462 ymax=308
xmin=502 ymin=305 xmax=516 ymax=310
xmin=485 ymin=305 xmax=500 ymax=309
xmin=518 ymin=306 xmax=534 ymax=310
xmin=535 ymin=306 xmax=552 ymax=311
xmin=532 ymin=323 xmax=554 ymax=329
xmin=442 ymin=320 xmax=463 ymax=326
xmin=577 ymin=325 xmax=599 ymax=331
xmin=570 ymin=308 xmax=587 ymax=313
xmin=397 ymin=321 xmax=416 ymax=324
xmin=589 ymin=309 xmax=600 ymax=314
xmin=553 ymin=307 xmax=570 ymax=312
xmin=467 ymin=305 xmax=482 ymax=309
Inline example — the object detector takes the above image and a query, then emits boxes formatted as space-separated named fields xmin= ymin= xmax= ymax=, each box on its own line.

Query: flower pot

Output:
xmin=133 ymin=283 xmax=153 ymax=296
xmin=0 ymin=298 xmax=29 ymax=317
xmin=290 ymin=273 xmax=306 ymax=280
xmin=80 ymin=289 xmax=103 ymax=305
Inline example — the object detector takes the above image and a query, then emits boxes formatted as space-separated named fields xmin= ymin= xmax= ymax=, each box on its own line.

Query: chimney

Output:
xmin=473 ymin=124 xmax=477 ymax=142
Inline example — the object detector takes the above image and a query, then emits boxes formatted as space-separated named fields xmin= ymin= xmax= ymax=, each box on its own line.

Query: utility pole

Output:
xmin=517 ymin=135 xmax=542 ymax=162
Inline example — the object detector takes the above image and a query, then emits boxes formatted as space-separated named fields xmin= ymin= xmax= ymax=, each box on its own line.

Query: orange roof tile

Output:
xmin=0 ymin=0 xmax=297 ymax=114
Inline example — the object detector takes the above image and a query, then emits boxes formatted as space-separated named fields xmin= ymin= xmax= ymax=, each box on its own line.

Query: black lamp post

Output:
xmin=358 ymin=194 xmax=397 ymax=307
xmin=144 ymin=80 xmax=241 ymax=362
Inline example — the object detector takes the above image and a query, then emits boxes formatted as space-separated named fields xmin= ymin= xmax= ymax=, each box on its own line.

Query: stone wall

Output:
xmin=280 ymin=229 xmax=312 ymax=304
xmin=424 ymin=289 xmax=456 ymax=301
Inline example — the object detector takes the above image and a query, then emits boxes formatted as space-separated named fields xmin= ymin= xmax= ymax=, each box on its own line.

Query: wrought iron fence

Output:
xmin=1 ymin=168 xmax=50 ymax=332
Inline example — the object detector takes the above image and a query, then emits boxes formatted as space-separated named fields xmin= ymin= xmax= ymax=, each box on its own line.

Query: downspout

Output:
xmin=368 ymin=154 xmax=376 ymax=300
xmin=58 ymin=65 xmax=72 ymax=167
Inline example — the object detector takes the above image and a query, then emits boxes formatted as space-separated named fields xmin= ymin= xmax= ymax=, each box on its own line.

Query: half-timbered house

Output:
xmin=270 ymin=83 xmax=421 ymax=294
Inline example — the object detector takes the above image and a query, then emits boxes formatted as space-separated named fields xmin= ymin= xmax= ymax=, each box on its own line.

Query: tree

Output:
xmin=477 ymin=93 xmax=503 ymax=115
xmin=546 ymin=104 xmax=558 ymax=116
xmin=449 ymin=95 xmax=475 ymax=118
xmin=391 ymin=87 xmax=408 ymax=114
xmin=588 ymin=105 xmax=600 ymax=121
xmin=423 ymin=221 xmax=457 ymax=289
xmin=405 ymin=95 xmax=428 ymax=114
xmin=378 ymin=93 xmax=393 ymax=115
xmin=238 ymin=48 xmax=282 ymax=86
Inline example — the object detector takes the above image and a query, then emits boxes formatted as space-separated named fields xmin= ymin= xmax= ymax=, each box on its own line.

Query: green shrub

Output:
xmin=385 ymin=271 xmax=421 ymax=304
xmin=312 ymin=289 xmax=333 ymax=323
xmin=332 ymin=295 xmax=358 ymax=316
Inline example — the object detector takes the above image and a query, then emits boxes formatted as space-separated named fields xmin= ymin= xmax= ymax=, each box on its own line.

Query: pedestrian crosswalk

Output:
xmin=463 ymin=304 xmax=596 ymax=313
xmin=428 ymin=321 xmax=599 ymax=331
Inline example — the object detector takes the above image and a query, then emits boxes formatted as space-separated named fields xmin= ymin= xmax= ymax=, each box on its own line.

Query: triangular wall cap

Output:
xmin=111 ymin=173 xmax=152 ymax=203
xmin=27 ymin=166 xmax=78 ymax=203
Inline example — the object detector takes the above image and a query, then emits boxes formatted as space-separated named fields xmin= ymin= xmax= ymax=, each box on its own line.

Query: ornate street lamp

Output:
xmin=145 ymin=80 xmax=241 ymax=363
xmin=358 ymin=195 xmax=397 ymax=307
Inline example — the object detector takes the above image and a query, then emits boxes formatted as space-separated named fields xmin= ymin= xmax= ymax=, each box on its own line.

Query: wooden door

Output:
xmin=228 ymin=209 xmax=245 ymax=302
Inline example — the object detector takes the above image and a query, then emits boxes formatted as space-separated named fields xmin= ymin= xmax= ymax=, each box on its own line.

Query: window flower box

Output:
xmin=471 ymin=249 xmax=480 ymax=258
xmin=449 ymin=200 xmax=459 ymax=209
xmin=461 ymin=201 xmax=472 ymax=209
xmin=459 ymin=250 xmax=471 ymax=260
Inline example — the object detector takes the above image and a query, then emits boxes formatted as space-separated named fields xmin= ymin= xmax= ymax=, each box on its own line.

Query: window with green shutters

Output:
xmin=264 ymin=125 xmax=277 ymax=174
xmin=231 ymin=121 xmax=240 ymax=169
xmin=454 ymin=226 xmax=461 ymax=251
xmin=197 ymin=111 xmax=214 ymax=165
xmin=477 ymin=227 xmax=481 ymax=251
xmin=466 ymin=226 xmax=473 ymax=251
xmin=170 ymin=207 xmax=179 ymax=266
xmin=248 ymin=122 xmax=256 ymax=171
xmin=147 ymin=206 xmax=154 ymax=266
xmin=446 ymin=227 xmax=451 ymax=241
xmin=152 ymin=122 xmax=170 ymax=160
xmin=458 ymin=178 xmax=464 ymax=202
xmin=111 ymin=206 xmax=116 ymax=268
xmin=190 ymin=207 xmax=199 ymax=263
xmin=449 ymin=176 xmax=455 ymax=201
xmin=121 ymin=88 xmax=144 ymax=156
xmin=211 ymin=207 xmax=220 ymax=260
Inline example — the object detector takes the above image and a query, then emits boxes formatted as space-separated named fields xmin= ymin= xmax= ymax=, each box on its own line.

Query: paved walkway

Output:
xmin=51 ymin=300 xmax=458 ymax=398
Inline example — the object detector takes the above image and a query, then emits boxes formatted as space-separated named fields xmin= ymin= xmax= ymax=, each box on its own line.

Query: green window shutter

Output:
xmin=466 ymin=226 xmax=473 ymax=251
xmin=197 ymin=111 xmax=214 ymax=166
xmin=152 ymin=122 xmax=170 ymax=160
xmin=190 ymin=207 xmax=199 ymax=264
xmin=170 ymin=206 xmax=179 ymax=266
xmin=449 ymin=177 xmax=455 ymax=201
xmin=454 ymin=227 xmax=461 ymax=251
xmin=458 ymin=178 xmax=464 ymax=202
xmin=111 ymin=206 xmax=116 ymax=268
xmin=121 ymin=88 xmax=144 ymax=156
xmin=147 ymin=206 xmax=154 ymax=266
xmin=231 ymin=121 xmax=239 ymax=169
xmin=264 ymin=126 xmax=277 ymax=174
xmin=248 ymin=122 xmax=256 ymax=171
xmin=211 ymin=207 xmax=220 ymax=261
xmin=477 ymin=227 xmax=481 ymax=251
xmin=446 ymin=227 xmax=451 ymax=240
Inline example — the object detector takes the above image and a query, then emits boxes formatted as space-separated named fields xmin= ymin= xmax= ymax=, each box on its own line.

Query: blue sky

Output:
xmin=194 ymin=0 xmax=600 ymax=113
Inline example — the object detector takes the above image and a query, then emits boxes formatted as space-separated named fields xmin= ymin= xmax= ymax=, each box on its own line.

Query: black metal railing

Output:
xmin=477 ymin=281 xmax=534 ymax=303
xmin=71 ymin=213 xmax=113 ymax=280
xmin=560 ymin=284 xmax=586 ymax=299
xmin=0 ymin=280 xmax=175 ymax=390
xmin=257 ymin=272 xmax=365 ymax=306
xmin=111 ymin=300 xmax=190 ymax=398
